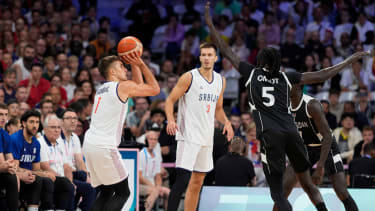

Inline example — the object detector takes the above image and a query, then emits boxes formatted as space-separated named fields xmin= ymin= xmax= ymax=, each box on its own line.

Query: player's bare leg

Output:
xmin=272 ymin=166 xmax=298 ymax=211
xmin=296 ymin=170 xmax=327 ymax=211
xmin=330 ymin=172 xmax=358 ymax=211
xmin=184 ymin=172 xmax=206 ymax=211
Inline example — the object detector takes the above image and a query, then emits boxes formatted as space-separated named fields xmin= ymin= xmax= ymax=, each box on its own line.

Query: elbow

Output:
xmin=151 ymin=86 xmax=160 ymax=96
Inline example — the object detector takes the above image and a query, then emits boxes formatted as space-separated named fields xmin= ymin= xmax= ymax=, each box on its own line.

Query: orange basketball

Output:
xmin=117 ymin=36 xmax=143 ymax=57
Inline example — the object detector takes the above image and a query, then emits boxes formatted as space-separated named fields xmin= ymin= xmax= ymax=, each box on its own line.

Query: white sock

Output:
xmin=27 ymin=207 xmax=38 ymax=211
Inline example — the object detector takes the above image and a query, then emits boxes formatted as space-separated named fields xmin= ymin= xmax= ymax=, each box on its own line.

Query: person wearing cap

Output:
xmin=139 ymin=130 xmax=170 ymax=211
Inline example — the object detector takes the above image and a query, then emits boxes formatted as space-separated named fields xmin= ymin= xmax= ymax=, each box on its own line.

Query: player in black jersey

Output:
xmin=271 ymin=84 xmax=358 ymax=211
xmin=205 ymin=2 xmax=371 ymax=211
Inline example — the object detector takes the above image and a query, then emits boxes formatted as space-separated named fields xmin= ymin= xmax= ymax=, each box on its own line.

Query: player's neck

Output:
xmin=290 ymin=93 xmax=302 ymax=109
xmin=198 ymin=67 xmax=213 ymax=81
xmin=23 ymin=129 xmax=33 ymax=143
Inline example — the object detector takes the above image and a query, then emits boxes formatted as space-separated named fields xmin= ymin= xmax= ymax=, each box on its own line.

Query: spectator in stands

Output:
xmin=214 ymin=0 xmax=241 ymax=20
xmin=35 ymin=38 xmax=47 ymax=64
xmin=19 ymin=62 xmax=51 ymax=108
xmin=75 ymin=69 xmax=94 ymax=87
xmin=90 ymin=67 xmax=104 ymax=91
xmin=220 ymin=58 xmax=241 ymax=108
xmin=7 ymin=100 xmax=19 ymax=120
xmin=354 ymin=125 xmax=375 ymax=159
xmin=0 ymin=89 xmax=5 ymax=104
xmin=320 ymin=100 xmax=337 ymax=130
xmin=5 ymin=118 xmax=21 ymax=135
xmin=12 ymin=44 xmax=34 ymax=82
xmin=348 ymin=143 xmax=375 ymax=188
xmin=60 ymin=109 xmax=96 ymax=210
xmin=56 ymin=53 xmax=69 ymax=71
xmin=336 ymin=33 xmax=353 ymax=59
xmin=139 ymin=130 xmax=170 ymax=211
xmin=230 ymin=114 xmax=242 ymax=137
xmin=68 ymin=56 xmax=80 ymax=77
xmin=353 ymin=12 xmax=374 ymax=44
xmin=71 ymin=98 xmax=92 ymax=133
xmin=258 ymin=11 xmax=280 ymax=46
xmin=340 ymin=59 xmax=370 ymax=91
xmin=334 ymin=10 xmax=353 ymax=48
xmin=90 ymin=29 xmax=111 ymax=60
xmin=333 ymin=113 xmax=363 ymax=164
xmin=215 ymin=136 xmax=256 ymax=186
xmin=127 ymin=97 xmax=150 ymax=137
xmin=66 ymin=87 xmax=85 ymax=107
xmin=42 ymin=56 xmax=56 ymax=81
xmin=79 ymin=80 xmax=95 ymax=102
xmin=1 ymin=69 xmax=17 ymax=103
xmin=142 ymin=49 xmax=160 ymax=75
xmin=60 ymin=67 xmax=76 ymax=101
xmin=38 ymin=115 xmax=76 ymax=210
xmin=165 ymin=14 xmax=185 ymax=62
xmin=280 ymin=28 xmax=303 ymax=70
xmin=8 ymin=110 xmax=54 ymax=210
xmin=18 ymin=102 xmax=30 ymax=117
xmin=49 ymin=86 xmax=65 ymax=116
xmin=0 ymin=103 xmax=18 ymax=211
xmin=15 ymin=86 xmax=28 ymax=103
xmin=51 ymin=74 xmax=68 ymax=105
xmin=240 ymin=112 xmax=253 ymax=136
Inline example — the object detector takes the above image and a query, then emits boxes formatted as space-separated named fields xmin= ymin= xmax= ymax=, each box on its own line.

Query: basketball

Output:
xmin=117 ymin=36 xmax=143 ymax=57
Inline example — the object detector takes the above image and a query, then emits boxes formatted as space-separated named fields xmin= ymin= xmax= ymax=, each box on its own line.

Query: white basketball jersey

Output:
xmin=84 ymin=81 xmax=129 ymax=148
xmin=176 ymin=68 xmax=223 ymax=146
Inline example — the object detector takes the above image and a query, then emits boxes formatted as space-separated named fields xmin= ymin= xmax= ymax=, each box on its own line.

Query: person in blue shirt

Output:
xmin=0 ymin=103 xmax=18 ymax=211
xmin=7 ymin=110 xmax=53 ymax=210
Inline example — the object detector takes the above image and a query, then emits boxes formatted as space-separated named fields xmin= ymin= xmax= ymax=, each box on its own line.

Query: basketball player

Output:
xmin=271 ymin=85 xmax=358 ymax=211
xmin=82 ymin=53 xmax=160 ymax=211
xmin=205 ymin=2 xmax=370 ymax=210
xmin=165 ymin=42 xmax=234 ymax=211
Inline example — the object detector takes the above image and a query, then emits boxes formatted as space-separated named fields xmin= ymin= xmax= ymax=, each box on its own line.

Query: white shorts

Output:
xmin=82 ymin=143 xmax=128 ymax=187
xmin=175 ymin=140 xmax=213 ymax=172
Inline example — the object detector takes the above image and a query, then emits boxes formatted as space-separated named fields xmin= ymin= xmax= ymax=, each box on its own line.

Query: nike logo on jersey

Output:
xmin=257 ymin=75 xmax=279 ymax=84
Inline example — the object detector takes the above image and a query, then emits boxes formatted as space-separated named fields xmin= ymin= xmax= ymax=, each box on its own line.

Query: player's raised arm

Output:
xmin=205 ymin=2 xmax=242 ymax=71
xmin=165 ymin=72 xmax=192 ymax=135
xmin=299 ymin=51 xmax=372 ymax=85
xmin=119 ymin=52 xmax=160 ymax=98
xmin=306 ymin=98 xmax=333 ymax=185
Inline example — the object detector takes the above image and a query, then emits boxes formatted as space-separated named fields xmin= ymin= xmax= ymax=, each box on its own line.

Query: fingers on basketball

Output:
xmin=117 ymin=36 xmax=143 ymax=64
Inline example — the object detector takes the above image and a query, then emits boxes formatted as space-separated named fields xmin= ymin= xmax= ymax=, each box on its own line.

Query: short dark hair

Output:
xmin=98 ymin=55 xmax=121 ymax=79
xmin=69 ymin=101 xmax=85 ymax=113
xmin=21 ymin=109 xmax=41 ymax=123
xmin=7 ymin=99 xmax=18 ymax=106
xmin=341 ymin=112 xmax=355 ymax=121
xmin=3 ymin=69 xmax=16 ymax=78
xmin=362 ymin=125 xmax=373 ymax=132
xmin=0 ymin=103 xmax=7 ymax=110
xmin=256 ymin=47 xmax=281 ymax=78
xmin=40 ymin=100 xmax=53 ymax=108
xmin=150 ymin=109 xmax=165 ymax=118
xmin=61 ymin=108 xmax=76 ymax=118
xmin=31 ymin=62 xmax=43 ymax=69
xmin=199 ymin=42 xmax=217 ymax=54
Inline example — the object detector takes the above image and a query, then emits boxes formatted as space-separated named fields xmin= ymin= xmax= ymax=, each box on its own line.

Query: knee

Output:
xmin=42 ymin=177 xmax=54 ymax=193
xmin=336 ymin=189 xmax=349 ymax=201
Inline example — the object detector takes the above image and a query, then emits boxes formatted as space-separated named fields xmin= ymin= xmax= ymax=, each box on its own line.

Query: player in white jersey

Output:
xmin=82 ymin=53 xmax=160 ymax=211
xmin=165 ymin=43 xmax=234 ymax=211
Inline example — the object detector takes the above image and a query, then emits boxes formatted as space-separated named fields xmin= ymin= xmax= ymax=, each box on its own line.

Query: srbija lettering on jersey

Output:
xmin=84 ymin=82 xmax=128 ymax=148
xmin=176 ymin=68 xmax=222 ymax=146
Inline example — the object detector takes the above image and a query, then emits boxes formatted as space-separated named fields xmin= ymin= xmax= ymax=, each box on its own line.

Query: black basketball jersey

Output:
xmin=239 ymin=62 xmax=302 ymax=136
xmin=291 ymin=94 xmax=323 ymax=145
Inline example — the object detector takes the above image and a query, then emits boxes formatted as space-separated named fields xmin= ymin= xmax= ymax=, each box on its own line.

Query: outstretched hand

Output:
xmin=223 ymin=121 xmax=234 ymax=141
xmin=311 ymin=166 xmax=324 ymax=186
xmin=204 ymin=2 xmax=214 ymax=28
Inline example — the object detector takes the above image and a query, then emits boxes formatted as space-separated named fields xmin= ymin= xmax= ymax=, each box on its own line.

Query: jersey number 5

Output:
xmin=262 ymin=87 xmax=275 ymax=107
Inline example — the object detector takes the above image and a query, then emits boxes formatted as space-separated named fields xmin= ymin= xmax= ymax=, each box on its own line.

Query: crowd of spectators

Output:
xmin=1 ymin=0 xmax=375 ymax=210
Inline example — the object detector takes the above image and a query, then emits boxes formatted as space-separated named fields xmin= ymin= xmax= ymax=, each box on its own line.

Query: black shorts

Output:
xmin=307 ymin=141 xmax=344 ymax=176
xmin=260 ymin=130 xmax=310 ymax=175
